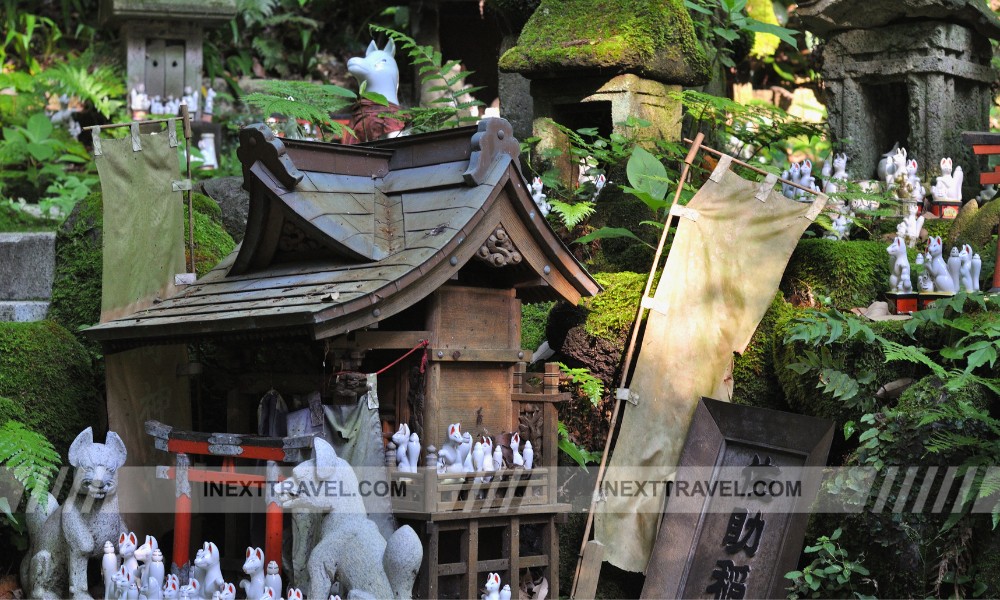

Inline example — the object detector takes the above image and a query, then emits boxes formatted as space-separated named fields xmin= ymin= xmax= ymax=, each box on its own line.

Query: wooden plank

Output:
xmin=467 ymin=520 xmax=480 ymax=600
xmin=126 ymin=296 xmax=333 ymax=320
xmin=509 ymin=516 xmax=521 ymax=593
xmin=428 ymin=348 xmax=531 ymax=363
xmin=162 ymin=285 xmax=363 ymax=309
xmin=548 ymin=515 xmax=560 ymax=600
xmin=402 ymin=187 xmax=487 ymax=213
xmin=193 ymin=247 xmax=433 ymax=287
xmin=511 ymin=392 xmax=572 ymax=403
xmin=303 ymin=172 xmax=375 ymax=194
xmin=433 ymin=286 xmax=518 ymax=350
xmin=980 ymin=171 xmax=1000 ymax=185
xmin=341 ymin=330 xmax=432 ymax=349
xmin=404 ymin=206 xmax=479 ymax=235
xmin=426 ymin=503 xmax=573 ymax=521
xmin=377 ymin=160 xmax=469 ymax=193
xmin=112 ymin=304 xmax=317 ymax=327
xmin=427 ymin=522 xmax=440 ymax=600
xmin=972 ymin=145 xmax=1000 ymax=155
xmin=174 ymin=267 xmax=394 ymax=297
xmin=282 ymin=191 xmax=372 ymax=221
xmin=374 ymin=187 xmax=404 ymax=255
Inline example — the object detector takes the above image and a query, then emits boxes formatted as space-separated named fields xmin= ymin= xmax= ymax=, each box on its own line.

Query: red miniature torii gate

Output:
xmin=960 ymin=131 xmax=1000 ymax=291
xmin=146 ymin=420 xmax=314 ymax=574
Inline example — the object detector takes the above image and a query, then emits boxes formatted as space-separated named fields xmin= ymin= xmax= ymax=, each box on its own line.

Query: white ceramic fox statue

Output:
xmin=240 ymin=547 xmax=265 ymax=600
xmin=264 ymin=561 xmax=281 ymax=597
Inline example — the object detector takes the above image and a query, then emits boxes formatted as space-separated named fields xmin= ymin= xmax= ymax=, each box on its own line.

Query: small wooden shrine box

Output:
xmin=89 ymin=118 xmax=601 ymax=597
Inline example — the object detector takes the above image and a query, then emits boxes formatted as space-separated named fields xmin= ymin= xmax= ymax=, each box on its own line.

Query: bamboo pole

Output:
xmin=181 ymin=103 xmax=195 ymax=275
xmin=569 ymin=133 xmax=704 ymax=600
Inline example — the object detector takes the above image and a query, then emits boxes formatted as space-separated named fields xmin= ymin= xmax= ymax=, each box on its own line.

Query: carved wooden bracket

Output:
xmin=463 ymin=117 xmax=522 ymax=186
xmin=474 ymin=226 xmax=523 ymax=267
xmin=237 ymin=123 xmax=305 ymax=190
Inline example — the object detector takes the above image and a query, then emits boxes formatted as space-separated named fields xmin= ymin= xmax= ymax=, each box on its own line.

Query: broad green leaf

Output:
xmin=25 ymin=142 xmax=54 ymax=161
xmin=626 ymin=146 xmax=669 ymax=201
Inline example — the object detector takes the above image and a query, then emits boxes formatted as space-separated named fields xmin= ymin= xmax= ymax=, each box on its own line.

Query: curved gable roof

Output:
xmin=87 ymin=118 xmax=600 ymax=347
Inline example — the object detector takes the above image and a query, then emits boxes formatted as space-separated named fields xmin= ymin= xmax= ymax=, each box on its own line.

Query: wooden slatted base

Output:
xmin=401 ymin=512 xmax=561 ymax=600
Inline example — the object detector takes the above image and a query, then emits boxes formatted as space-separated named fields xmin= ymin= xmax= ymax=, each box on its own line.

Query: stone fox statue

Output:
xmin=277 ymin=437 xmax=423 ymax=599
xmin=21 ymin=427 xmax=129 ymax=599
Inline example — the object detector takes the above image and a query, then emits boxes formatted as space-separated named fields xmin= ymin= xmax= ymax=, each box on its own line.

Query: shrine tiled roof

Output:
xmin=87 ymin=119 xmax=600 ymax=346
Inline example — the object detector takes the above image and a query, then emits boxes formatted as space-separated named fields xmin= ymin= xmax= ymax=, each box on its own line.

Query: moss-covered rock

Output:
xmin=48 ymin=191 xmax=236 ymax=334
xmin=581 ymin=271 xmax=645 ymax=341
xmin=0 ymin=320 xmax=98 ymax=457
xmin=498 ymin=0 xmax=710 ymax=85
xmin=731 ymin=293 xmax=796 ymax=411
xmin=48 ymin=192 xmax=103 ymax=335
xmin=521 ymin=301 xmax=553 ymax=351
xmin=780 ymin=239 xmax=890 ymax=309
xmin=184 ymin=200 xmax=237 ymax=277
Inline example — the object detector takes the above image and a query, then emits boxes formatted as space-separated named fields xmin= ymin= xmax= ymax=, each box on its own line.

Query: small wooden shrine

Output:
xmin=88 ymin=117 xmax=600 ymax=597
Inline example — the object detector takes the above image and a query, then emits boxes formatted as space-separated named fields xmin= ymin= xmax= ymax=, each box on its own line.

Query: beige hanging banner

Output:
xmin=594 ymin=166 xmax=823 ymax=572
xmin=95 ymin=130 xmax=184 ymax=322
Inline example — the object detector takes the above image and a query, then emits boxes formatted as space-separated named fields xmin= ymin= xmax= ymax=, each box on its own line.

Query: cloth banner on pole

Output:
xmin=95 ymin=131 xmax=184 ymax=322
xmin=593 ymin=166 xmax=824 ymax=572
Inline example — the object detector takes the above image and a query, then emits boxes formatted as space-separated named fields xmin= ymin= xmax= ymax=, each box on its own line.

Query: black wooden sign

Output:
xmin=641 ymin=398 xmax=834 ymax=599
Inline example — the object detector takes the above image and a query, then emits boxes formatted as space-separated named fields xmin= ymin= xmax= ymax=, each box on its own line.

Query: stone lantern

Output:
xmin=99 ymin=0 xmax=237 ymax=100
xmin=797 ymin=0 xmax=1000 ymax=189
xmin=498 ymin=0 xmax=710 ymax=183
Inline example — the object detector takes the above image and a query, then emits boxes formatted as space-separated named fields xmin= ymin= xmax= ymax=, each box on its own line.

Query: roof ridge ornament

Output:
xmin=463 ymin=118 xmax=522 ymax=186
xmin=237 ymin=124 xmax=305 ymax=190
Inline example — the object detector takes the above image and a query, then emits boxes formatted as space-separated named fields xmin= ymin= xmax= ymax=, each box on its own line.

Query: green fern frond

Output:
xmin=0 ymin=420 xmax=60 ymax=505
xmin=878 ymin=337 xmax=948 ymax=378
xmin=370 ymin=25 xmax=484 ymax=129
xmin=549 ymin=200 xmax=596 ymax=229
xmin=242 ymin=80 xmax=358 ymax=140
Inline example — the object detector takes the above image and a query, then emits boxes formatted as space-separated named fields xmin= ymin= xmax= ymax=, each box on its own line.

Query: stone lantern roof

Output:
xmin=99 ymin=0 xmax=237 ymax=25
xmin=498 ymin=0 xmax=710 ymax=85
xmin=796 ymin=0 xmax=1000 ymax=38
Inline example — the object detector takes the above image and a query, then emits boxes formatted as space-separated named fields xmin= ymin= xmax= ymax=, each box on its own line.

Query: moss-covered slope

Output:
xmin=780 ymin=239 xmax=890 ymax=309
xmin=0 ymin=320 xmax=98 ymax=456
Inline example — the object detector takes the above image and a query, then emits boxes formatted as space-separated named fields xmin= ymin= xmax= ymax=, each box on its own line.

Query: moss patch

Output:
xmin=498 ymin=0 xmax=710 ymax=85
xmin=581 ymin=271 xmax=646 ymax=341
xmin=780 ymin=239 xmax=890 ymax=309
xmin=48 ymin=191 xmax=104 ymax=335
xmin=48 ymin=191 xmax=236 ymax=335
xmin=521 ymin=301 xmax=553 ymax=350
xmin=0 ymin=320 xmax=98 ymax=457
xmin=184 ymin=197 xmax=237 ymax=277
xmin=731 ymin=293 xmax=795 ymax=411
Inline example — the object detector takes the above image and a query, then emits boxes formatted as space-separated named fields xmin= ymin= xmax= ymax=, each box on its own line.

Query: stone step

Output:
xmin=0 ymin=301 xmax=50 ymax=322
xmin=0 ymin=232 xmax=56 ymax=301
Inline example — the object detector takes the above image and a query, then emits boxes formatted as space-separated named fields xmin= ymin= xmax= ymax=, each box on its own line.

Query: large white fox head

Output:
xmin=347 ymin=39 xmax=399 ymax=105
